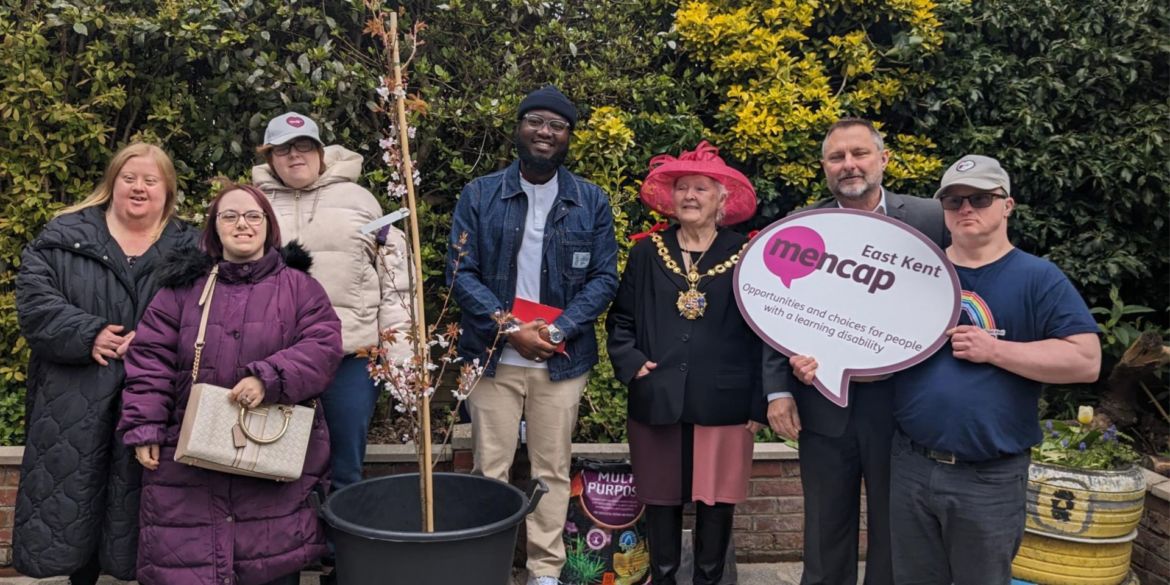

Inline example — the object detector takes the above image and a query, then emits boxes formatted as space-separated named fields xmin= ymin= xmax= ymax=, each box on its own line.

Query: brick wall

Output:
xmin=0 ymin=466 xmax=15 ymax=566
xmin=736 ymin=460 xmax=805 ymax=561
xmin=0 ymin=444 xmax=1166 ymax=583
xmin=1134 ymin=471 xmax=1170 ymax=585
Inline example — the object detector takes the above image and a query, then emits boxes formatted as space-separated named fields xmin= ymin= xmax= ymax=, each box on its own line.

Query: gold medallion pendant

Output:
xmin=676 ymin=288 xmax=708 ymax=320
xmin=651 ymin=232 xmax=745 ymax=321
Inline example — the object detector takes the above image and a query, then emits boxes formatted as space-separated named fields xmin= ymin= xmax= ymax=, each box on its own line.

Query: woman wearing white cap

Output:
xmin=252 ymin=112 xmax=412 ymax=501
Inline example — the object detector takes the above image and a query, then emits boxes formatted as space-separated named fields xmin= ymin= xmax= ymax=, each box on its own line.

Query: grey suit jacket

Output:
xmin=760 ymin=190 xmax=949 ymax=437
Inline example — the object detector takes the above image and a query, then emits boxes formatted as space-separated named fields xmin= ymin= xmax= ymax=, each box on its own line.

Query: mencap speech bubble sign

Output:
xmin=734 ymin=209 xmax=960 ymax=407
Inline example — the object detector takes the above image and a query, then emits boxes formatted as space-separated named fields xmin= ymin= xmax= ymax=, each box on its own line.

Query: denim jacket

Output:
xmin=447 ymin=160 xmax=619 ymax=381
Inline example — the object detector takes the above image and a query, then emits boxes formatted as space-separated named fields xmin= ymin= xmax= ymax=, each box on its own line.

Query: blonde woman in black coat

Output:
xmin=14 ymin=143 xmax=196 ymax=583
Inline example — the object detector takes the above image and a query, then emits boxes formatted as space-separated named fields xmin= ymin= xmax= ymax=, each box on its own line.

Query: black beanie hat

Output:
xmin=517 ymin=85 xmax=578 ymax=128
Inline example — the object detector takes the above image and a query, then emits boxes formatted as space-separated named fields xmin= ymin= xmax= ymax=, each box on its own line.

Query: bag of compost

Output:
xmin=561 ymin=459 xmax=649 ymax=585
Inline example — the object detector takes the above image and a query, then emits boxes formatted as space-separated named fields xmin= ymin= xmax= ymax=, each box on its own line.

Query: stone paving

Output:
xmin=0 ymin=562 xmax=864 ymax=585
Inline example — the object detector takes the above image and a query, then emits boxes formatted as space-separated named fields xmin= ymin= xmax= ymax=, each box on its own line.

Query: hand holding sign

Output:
xmin=789 ymin=355 xmax=818 ymax=385
xmin=735 ymin=209 xmax=960 ymax=407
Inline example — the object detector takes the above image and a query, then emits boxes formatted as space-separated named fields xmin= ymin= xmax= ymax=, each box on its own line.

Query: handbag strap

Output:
xmin=192 ymin=265 xmax=219 ymax=382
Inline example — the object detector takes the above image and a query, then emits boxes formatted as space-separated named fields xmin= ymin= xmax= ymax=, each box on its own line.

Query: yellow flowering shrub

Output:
xmin=884 ymin=133 xmax=945 ymax=183
xmin=574 ymin=106 xmax=637 ymax=183
xmin=676 ymin=0 xmax=945 ymax=198
xmin=572 ymin=105 xmax=641 ymax=269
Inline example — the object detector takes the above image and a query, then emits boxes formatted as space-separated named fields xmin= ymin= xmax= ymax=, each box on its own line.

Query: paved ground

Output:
xmin=0 ymin=562 xmax=866 ymax=585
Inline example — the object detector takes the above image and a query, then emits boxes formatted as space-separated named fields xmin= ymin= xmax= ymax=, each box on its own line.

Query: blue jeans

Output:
xmin=320 ymin=355 xmax=379 ymax=492
xmin=889 ymin=431 xmax=1029 ymax=585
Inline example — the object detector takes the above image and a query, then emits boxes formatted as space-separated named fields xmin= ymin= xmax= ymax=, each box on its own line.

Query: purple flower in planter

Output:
xmin=1045 ymin=420 xmax=1054 ymax=431
xmin=1078 ymin=442 xmax=1087 ymax=451
xmin=1061 ymin=439 xmax=1069 ymax=448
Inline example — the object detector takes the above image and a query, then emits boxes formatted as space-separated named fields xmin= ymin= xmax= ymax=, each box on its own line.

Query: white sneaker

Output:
xmin=526 ymin=576 xmax=560 ymax=585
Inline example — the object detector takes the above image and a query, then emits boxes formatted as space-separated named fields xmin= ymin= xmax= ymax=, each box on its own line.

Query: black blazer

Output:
xmin=607 ymin=226 xmax=767 ymax=426
xmin=761 ymin=191 xmax=949 ymax=437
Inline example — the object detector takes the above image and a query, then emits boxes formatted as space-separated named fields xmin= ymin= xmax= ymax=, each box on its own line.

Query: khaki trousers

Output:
xmin=467 ymin=364 xmax=587 ymax=579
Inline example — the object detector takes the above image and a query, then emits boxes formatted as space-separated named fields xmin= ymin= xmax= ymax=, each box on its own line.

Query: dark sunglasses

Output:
xmin=939 ymin=192 xmax=1008 ymax=210
xmin=271 ymin=138 xmax=318 ymax=156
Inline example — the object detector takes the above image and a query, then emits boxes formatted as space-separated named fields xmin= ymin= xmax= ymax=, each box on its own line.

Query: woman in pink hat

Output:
xmin=606 ymin=141 xmax=767 ymax=585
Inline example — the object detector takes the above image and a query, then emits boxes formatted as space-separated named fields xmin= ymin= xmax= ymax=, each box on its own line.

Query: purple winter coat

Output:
xmin=118 ymin=243 xmax=342 ymax=585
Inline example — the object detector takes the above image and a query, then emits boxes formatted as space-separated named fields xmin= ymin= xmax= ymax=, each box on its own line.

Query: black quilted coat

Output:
xmin=13 ymin=205 xmax=195 ymax=579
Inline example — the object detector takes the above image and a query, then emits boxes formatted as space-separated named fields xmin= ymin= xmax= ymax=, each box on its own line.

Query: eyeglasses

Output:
xmin=217 ymin=211 xmax=267 ymax=226
xmin=521 ymin=114 xmax=570 ymax=134
xmin=271 ymin=138 xmax=318 ymax=156
xmin=939 ymin=192 xmax=1008 ymax=210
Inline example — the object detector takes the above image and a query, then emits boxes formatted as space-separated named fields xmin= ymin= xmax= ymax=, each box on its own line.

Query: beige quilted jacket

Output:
xmin=253 ymin=145 xmax=412 ymax=360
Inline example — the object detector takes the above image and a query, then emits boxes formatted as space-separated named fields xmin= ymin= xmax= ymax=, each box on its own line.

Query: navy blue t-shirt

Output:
xmin=894 ymin=248 xmax=1098 ymax=461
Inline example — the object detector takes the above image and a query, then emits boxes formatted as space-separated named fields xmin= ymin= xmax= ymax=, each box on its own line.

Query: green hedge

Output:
xmin=915 ymin=0 xmax=1170 ymax=337
xmin=0 ymin=0 xmax=1165 ymax=445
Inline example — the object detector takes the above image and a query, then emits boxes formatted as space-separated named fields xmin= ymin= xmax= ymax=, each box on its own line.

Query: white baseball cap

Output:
xmin=934 ymin=154 xmax=1011 ymax=198
xmin=263 ymin=111 xmax=321 ymax=146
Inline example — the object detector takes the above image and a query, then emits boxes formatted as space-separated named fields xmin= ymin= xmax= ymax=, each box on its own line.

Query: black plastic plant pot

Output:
xmin=322 ymin=472 xmax=548 ymax=585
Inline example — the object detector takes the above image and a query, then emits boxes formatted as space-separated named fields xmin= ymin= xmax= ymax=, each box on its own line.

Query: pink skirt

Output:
xmin=628 ymin=419 xmax=753 ymax=506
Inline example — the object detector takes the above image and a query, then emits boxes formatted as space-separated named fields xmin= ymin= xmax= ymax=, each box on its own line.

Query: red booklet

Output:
xmin=512 ymin=297 xmax=567 ymax=354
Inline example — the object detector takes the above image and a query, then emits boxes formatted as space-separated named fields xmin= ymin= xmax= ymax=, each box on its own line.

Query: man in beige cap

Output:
xmin=888 ymin=154 xmax=1101 ymax=584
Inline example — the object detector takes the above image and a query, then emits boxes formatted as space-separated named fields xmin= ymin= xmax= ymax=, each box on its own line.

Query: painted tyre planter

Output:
xmin=1024 ymin=462 xmax=1146 ymax=539
xmin=1012 ymin=568 xmax=1140 ymax=585
xmin=1011 ymin=529 xmax=1139 ymax=585
xmin=1013 ymin=462 xmax=1147 ymax=585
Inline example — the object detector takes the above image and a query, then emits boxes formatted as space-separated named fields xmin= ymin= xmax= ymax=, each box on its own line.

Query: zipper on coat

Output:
xmin=292 ymin=191 xmax=302 ymax=238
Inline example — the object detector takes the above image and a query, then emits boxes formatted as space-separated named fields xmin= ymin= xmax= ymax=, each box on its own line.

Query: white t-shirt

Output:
xmin=499 ymin=173 xmax=559 ymax=369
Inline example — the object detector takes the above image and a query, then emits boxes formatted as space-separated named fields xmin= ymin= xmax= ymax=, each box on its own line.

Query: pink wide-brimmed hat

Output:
xmin=639 ymin=140 xmax=757 ymax=226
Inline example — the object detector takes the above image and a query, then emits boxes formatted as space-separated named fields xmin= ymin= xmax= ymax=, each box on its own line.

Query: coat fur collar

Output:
xmin=157 ymin=240 xmax=313 ymax=289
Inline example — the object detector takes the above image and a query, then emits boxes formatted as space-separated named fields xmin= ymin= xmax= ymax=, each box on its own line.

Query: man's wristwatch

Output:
xmin=544 ymin=324 xmax=565 ymax=344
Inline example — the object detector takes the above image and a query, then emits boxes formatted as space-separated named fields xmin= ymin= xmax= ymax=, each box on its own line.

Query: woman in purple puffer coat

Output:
xmin=118 ymin=182 xmax=343 ymax=585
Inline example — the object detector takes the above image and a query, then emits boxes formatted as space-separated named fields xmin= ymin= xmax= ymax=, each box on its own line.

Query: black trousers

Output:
xmin=798 ymin=414 xmax=894 ymax=585
xmin=889 ymin=432 xmax=1029 ymax=585
xmin=68 ymin=553 xmax=101 ymax=585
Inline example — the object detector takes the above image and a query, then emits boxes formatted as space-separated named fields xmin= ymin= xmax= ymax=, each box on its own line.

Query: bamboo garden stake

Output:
xmin=388 ymin=11 xmax=434 ymax=532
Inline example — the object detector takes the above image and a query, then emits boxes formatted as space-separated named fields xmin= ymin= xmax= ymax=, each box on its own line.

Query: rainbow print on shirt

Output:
xmin=960 ymin=290 xmax=1007 ymax=337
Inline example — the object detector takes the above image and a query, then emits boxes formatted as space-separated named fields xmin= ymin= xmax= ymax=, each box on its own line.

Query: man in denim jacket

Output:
xmin=447 ymin=86 xmax=618 ymax=585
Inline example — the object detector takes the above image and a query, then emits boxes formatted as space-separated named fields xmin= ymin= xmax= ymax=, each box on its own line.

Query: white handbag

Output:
xmin=173 ymin=266 xmax=315 ymax=482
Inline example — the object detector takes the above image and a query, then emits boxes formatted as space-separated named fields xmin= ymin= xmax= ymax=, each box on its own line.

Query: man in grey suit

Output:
xmin=763 ymin=118 xmax=947 ymax=585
